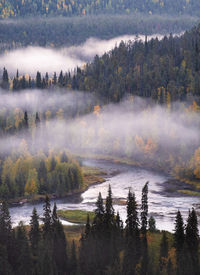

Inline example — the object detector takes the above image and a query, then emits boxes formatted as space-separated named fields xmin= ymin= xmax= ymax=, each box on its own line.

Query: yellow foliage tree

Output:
xmin=25 ymin=168 xmax=38 ymax=196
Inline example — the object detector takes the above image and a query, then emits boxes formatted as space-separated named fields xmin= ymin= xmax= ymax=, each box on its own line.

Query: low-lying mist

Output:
xmin=0 ymin=89 xmax=199 ymax=173
xmin=0 ymin=34 xmax=166 ymax=76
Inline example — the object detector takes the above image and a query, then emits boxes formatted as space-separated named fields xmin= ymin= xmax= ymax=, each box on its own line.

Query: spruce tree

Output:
xmin=42 ymin=195 xmax=52 ymax=239
xmin=15 ymin=222 xmax=32 ymax=275
xmin=148 ymin=216 xmax=156 ymax=232
xmin=29 ymin=207 xmax=40 ymax=255
xmin=51 ymin=203 xmax=68 ymax=274
xmin=93 ymin=192 xmax=104 ymax=232
xmin=36 ymin=71 xmax=42 ymax=88
xmin=123 ymin=190 xmax=140 ymax=275
xmin=174 ymin=210 xmax=185 ymax=275
xmin=104 ymin=185 xmax=115 ymax=229
xmin=35 ymin=112 xmax=40 ymax=126
xmin=1 ymin=67 xmax=9 ymax=89
xmin=0 ymin=201 xmax=12 ymax=247
xmin=23 ymin=111 xmax=28 ymax=129
xmin=141 ymin=181 xmax=148 ymax=235
xmin=140 ymin=182 xmax=149 ymax=275
xmin=185 ymin=208 xmax=199 ymax=275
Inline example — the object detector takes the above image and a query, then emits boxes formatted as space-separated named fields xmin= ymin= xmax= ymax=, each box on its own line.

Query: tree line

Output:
xmin=0 ymin=183 xmax=199 ymax=274
xmin=0 ymin=148 xmax=83 ymax=200
xmin=1 ymin=0 xmax=200 ymax=18
xmin=3 ymin=23 xmax=200 ymax=104
xmin=0 ymin=15 xmax=197 ymax=52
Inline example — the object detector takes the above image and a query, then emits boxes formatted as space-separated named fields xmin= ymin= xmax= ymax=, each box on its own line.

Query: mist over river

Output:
xmin=9 ymin=159 xmax=200 ymax=232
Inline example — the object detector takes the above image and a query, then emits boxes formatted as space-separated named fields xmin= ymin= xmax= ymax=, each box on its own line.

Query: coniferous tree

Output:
xmin=123 ymin=190 xmax=140 ymax=275
xmin=1 ymin=67 xmax=9 ymax=89
xmin=51 ymin=203 xmax=68 ymax=274
xmin=15 ymin=222 xmax=32 ymax=275
xmin=174 ymin=210 xmax=185 ymax=275
xmin=23 ymin=111 xmax=29 ymax=129
xmin=140 ymin=182 xmax=149 ymax=275
xmin=185 ymin=208 xmax=199 ymax=275
xmin=148 ymin=216 xmax=156 ymax=232
xmin=35 ymin=112 xmax=40 ymax=126
xmin=42 ymin=195 xmax=52 ymax=239
xmin=0 ymin=201 xmax=12 ymax=247
xmin=141 ymin=181 xmax=148 ymax=235
xmin=29 ymin=207 xmax=40 ymax=255
xmin=36 ymin=71 xmax=42 ymax=88
xmin=93 ymin=192 xmax=104 ymax=232
xmin=104 ymin=184 xmax=115 ymax=230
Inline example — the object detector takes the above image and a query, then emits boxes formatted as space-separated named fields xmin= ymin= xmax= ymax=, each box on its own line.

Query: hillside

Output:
xmin=1 ymin=0 xmax=200 ymax=18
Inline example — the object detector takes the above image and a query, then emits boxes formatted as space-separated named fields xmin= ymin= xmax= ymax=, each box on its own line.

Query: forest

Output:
xmin=0 ymin=184 xmax=199 ymax=275
xmin=2 ymin=0 xmax=200 ymax=18
xmin=0 ymin=23 xmax=200 ymax=201
xmin=0 ymin=14 xmax=197 ymax=53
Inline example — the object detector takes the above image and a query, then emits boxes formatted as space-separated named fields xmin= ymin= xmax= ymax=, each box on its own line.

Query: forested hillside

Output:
xmin=1 ymin=15 xmax=196 ymax=52
xmin=1 ymin=0 xmax=200 ymax=18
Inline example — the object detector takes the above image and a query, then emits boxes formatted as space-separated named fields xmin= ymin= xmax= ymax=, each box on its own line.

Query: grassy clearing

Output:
xmin=58 ymin=209 xmax=95 ymax=224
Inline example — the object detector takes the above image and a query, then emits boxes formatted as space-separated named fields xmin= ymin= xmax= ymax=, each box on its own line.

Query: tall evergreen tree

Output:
xmin=0 ymin=201 xmax=12 ymax=247
xmin=36 ymin=71 xmax=42 ymax=88
xmin=29 ymin=207 xmax=40 ymax=255
xmin=1 ymin=67 xmax=9 ymax=89
xmin=141 ymin=181 xmax=148 ymax=235
xmin=185 ymin=208 xmax=199 ymax=275
xmin=174 ymin=210 xmax=185 ymax=275
xmin=104 ymin=184 xmax=115 ymax=229
xmin=42 ymin=195 xmax=52 ymax=239
xmin=51 ymin=203 xmax=68 ymax=274
xmin=23 ymin=111 xmax=29 ymax=129
xmin=15 ymin=222 xmax=32 ymax=275
xmin=123 ymin=190 xmax=140 ymax=275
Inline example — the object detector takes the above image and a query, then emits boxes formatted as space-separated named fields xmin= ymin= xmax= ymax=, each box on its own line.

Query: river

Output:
xmin=9 ymin=159 xmax=200 ymax=232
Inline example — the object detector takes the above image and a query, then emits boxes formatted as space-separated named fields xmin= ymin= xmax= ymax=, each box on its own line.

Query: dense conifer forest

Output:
xmin=0 ymin=14 xmax=197 ymax=52
xmin=1 ymin=0 xmax=200 ymax=18
xmin=0 ymin=185 xmax=199 ymax=275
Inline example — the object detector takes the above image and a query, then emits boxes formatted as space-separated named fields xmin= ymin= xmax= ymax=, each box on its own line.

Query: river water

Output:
xmin=9 ymin=159 xmax=200 ymax=232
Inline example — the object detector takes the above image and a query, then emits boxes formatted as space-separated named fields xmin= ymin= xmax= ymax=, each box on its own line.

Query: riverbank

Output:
xmin=6 ymin=165 xmax=106 ymax=207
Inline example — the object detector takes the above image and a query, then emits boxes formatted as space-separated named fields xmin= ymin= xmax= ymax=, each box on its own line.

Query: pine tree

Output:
xmin=104 ymin=185 xmax=115 ymax=229
xmin=123 ymin=190 xmax=140 ymax=275
xmin=140 ymin=182 xmax=149 ymax=275
xmin=15 ymin=221 xmax=32 ymax=275
xmin=141 ymin=181 xmax=148 ymax=235
xmin=125 ymin=189 xmax=139 ymax=236
xmin=185 ymin=208 xmax=199 ymax=275
xmin=36 ymin=71 xmax=42 ymax=88
xmin=42 ymin=195 xmax=52 ymax=239
xmin=93 ymin=192 xmax=104 ymax=232
xmin=23 ymin=111 xmax=28 ymax=129
xmin=148 ymin=216 xmax=156 ymax=232
xmin=1 ymin=67 xmax=9 ymax=89
xmin=0 ymin=201 xmax=12 ymax=247
xmin=35 ymin=112 xmax=40 ymax=126
xmin=29 ymin=207 xmax=40 ymax=255
xmin=174 ymin=210 xmax=185 ymax=275
xmin=51 ymin=203 xmax=68 ymax=274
